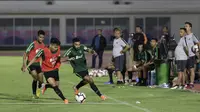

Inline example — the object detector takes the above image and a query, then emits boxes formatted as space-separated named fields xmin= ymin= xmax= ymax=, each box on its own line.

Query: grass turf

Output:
xmin=0 ymin=56 xmax=200 ymax=112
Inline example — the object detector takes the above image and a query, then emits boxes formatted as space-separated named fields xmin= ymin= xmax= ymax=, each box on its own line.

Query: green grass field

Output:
xmin=0 ymin=57 xmax=200 ymax=112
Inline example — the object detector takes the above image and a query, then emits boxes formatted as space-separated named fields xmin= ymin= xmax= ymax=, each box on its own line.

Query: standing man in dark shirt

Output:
xmin=159 ymin=26 xmax=170 ymax=59
xmin=161 ymin=26 xmax=170 ymax=43
xmin=91 ymin=29 xmax=107 ymax=68
xmin=133 ymin=26 xmax=147 ymax=60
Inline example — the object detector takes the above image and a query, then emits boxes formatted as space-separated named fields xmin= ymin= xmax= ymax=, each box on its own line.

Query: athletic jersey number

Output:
xmin=36 ymin=49 xmax=41 ymax=53
xmin=50 ymin=57 xmax=57 ymax=66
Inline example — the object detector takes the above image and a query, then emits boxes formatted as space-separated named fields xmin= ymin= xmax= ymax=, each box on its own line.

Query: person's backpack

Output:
xmin=168 ymin=34 xmax=177 ymax=51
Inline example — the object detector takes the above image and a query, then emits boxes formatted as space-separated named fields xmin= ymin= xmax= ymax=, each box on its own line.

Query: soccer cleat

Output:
xmin=100 ymin=95 xmax=106 ymax=101
xmin=41 ymin=85 xmax=46 ymax=95
xmin=170 ymin=86 xmax=178 ymax=90
xmin=189 ymin=84 xmax=194 ymax=89
xmin=104 ymin=81 xmax=114 ymax=85
xmin=136 ymin=82 xmax=142 ymax=86
xmin=64 ymin=99 xmax=69 ymax=104
xmin=73 ymin=86 xmax=79 ymax=95
xmin=129 ymin=82 xmax=134 ymax=86
xmin=36 ymin=89 xmax=41 ymax=97
xmin=116 ymin=81 xmax=124 ymax=85
xmin=178 ymin=86 xmax=183 ymax=90
xmin=124 ymin=81 xmax=129 ymax=86
xmin=184 ymin=84 xmax=190 ymax=90
xmin=41 ymin=83 xmax=46 ymax=95
xmin=32 ymin=94 xmax=39 ymax=99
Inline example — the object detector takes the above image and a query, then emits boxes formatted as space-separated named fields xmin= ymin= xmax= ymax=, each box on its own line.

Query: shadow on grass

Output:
xmin=0 ymin=93 xmax=34 ymax=102
xmin=0 ymin=93 xmax=61 ymax=102
xmin=39 ymin=98 xmax=60 ymax=101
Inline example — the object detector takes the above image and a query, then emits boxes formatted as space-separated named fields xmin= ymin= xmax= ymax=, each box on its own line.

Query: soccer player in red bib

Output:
xmin=21 ymin=30 xmax=45 ymax=99
xmin=23 ymin=38 xmax=68 ymax=104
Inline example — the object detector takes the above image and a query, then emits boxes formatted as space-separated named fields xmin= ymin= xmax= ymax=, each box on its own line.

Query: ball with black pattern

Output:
xmin=75 ymin=92 xmax=86 ymax=103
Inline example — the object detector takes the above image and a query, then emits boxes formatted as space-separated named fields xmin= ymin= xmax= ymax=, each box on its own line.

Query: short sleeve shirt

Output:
xmin=112 ymin=38 xmax=128 ymax=58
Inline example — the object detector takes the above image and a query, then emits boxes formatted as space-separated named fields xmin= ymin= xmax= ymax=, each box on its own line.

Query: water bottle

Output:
xmin=150 ymin=69 xmax=156 ymax=85
xmin=136 ymin=77 xmax=139 ymax=83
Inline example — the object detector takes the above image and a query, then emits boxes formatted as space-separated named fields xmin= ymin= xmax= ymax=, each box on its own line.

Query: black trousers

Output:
xmin=92 ymin=50 xmax=104 ymax=68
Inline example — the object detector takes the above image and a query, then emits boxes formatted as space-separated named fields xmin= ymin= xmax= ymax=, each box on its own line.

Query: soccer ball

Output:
xmin=89 ymin=69 xmax=109 ymax=77
xmin=102 ymin=69 xmax=108 ymax=76
xmin=96 ymin=70 xmax=104 ymax=77
xmin=191 ymin=44 xmax=199 ymax=53
xmin=89 ymin=70 xmax=94 ymax=77
xmin=75 ymin=93 xmax=86 ymax=103
xmin=89 ymin=69 xmax=97 ymax=77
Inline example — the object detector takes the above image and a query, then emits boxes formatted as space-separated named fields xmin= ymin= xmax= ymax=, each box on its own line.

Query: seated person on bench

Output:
xmin=127 ymin=42 xmax=151 ymax=86
xmin=143 ymin=38 xmax=159 ymax=86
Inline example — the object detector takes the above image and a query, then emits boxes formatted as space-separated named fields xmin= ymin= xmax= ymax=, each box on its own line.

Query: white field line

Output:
xmin=0 ymin=102 xmax=121 ymax=105
xmin=67 ymin=81 xmax=152 ymax=112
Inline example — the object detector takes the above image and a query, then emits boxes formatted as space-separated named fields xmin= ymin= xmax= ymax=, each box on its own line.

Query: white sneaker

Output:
xmin=171 ymin=86 xmax=178 ymax=89
xmin=178 ymin=86 xmax=183 ymax=90
xmin=129 ymin=82 xmax=134 ymax=86
xmin=160 ymin=83 xmax=169 ymax=88
xmin=124 ymin=82 xmax=129 ymax=85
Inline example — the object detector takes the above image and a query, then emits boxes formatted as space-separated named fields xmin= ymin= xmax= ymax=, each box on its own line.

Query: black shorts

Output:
xmin=176 ymin=60 xmax=187 ymax=72
xmin=44 ymin=70 xmax=59 ymax=81
xmin=114 ymin=55 xmax=125 ymax=72
xmin=75 ymin=71 xmax=89 ymax=79
xmin=186 ymin=56 xmax=196 ymax=69
xmin=28 ymin=65 xmax=42 ymax=74
xmin=148 ymin=64 xmax=155 ymax=70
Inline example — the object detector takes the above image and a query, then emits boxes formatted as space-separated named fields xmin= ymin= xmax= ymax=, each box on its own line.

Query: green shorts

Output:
xmin=75 ymin=71 xmax=89 ymax=79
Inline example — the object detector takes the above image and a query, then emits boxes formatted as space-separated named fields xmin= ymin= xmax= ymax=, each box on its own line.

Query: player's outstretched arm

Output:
xmin=60 ymin=57 xmax=68 ymax=62
xmin=61 ymin=47 xmax=75 ymax=62
xmin=83 ymin=45 xmax=97 ymax=55
xmin=60 ymin=57 xmax=75 ymax=62
xmin=21 ymin=42 xmax=34 ymax=71
xmin=23 ymin=49 xmax=43 ymax=72
xmin=22 ymin=53 xmax=28 ymax=68
xmin=24 ymin=57 xmax=37 ymax=72
xmin=88 ymin=49 xmax=96 ymax=55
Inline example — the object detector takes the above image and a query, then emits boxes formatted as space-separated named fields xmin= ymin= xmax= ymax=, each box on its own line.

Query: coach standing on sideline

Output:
xmin=184 ymin=22 xmax=200 ymax=89
xmin=113 ymin=28 xmax=130 ymax=84
xmin=91 ymin=29 xmax=107 ymax=68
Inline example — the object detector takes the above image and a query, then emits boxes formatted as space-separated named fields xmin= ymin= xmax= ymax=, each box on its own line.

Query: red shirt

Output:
xmin=26 ymin=41 xmax=45 ymax=62
xmin=36 ymin=46 xmax=61 ymax=72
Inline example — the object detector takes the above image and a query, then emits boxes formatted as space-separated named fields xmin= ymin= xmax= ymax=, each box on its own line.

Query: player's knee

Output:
xmin=127 ymin=67 xmax=132 ymax=71
xmin=56 ymin=81 xmax=60 ymax=87
xmin=31 ymin=74 xmax=37 ymax=79
xmin=84 ymin=76 xmax=93 ymax=83
xmin=142 ymin=66 xmax=146 ymax=70
xmin=107 ymin=69 xmax=113 ymax=74
xmin=49 ymin=81 xmax=57 ymax=87
xmin=38 ymin=79 xmax=43 ymax=83
xmin=31 ymin=70 xmax=37 ymax=75
xmin=38 ymin=77 xmax=43 ymax=83
xmin=107 ymin=66 xmax=112 ymax=69
xmin=51 ymin=83 xmax=57 ymax=87
xmin=33 ymin=79 xmax=37 ymax=81
xmin=88 ymin=78 xmax=94 ymax=83
xmin=38 ymin=73 xmax=43 ymax=77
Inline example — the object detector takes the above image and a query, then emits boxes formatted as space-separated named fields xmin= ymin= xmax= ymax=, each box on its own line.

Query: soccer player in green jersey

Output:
xmin=63 ymin=38 xmax=106 ymax=101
